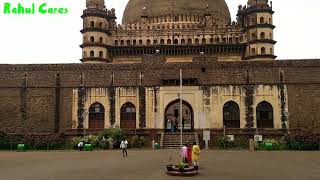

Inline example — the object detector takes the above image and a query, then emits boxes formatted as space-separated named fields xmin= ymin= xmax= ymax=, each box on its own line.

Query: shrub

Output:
xmin=130 ymin=135 xmax=145 ymax=148
xmin=98 ymin=128 xmax=125 ymax=148
xmin=217 ymin=136 xmax=234 ymax=149
xmin=284 ymin=130 xmax=320 ymax=151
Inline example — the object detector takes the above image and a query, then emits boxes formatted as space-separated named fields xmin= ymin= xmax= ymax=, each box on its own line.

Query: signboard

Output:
xmin=254 ymin=135 xmax=263 ymax=142
xmin=227 ymin=135 xmax=235 ymax=142
xmin=203 ymin=130 xmax=210 ymax=141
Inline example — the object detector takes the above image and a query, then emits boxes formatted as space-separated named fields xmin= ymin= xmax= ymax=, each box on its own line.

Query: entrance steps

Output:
xmin=161 ymin=132 xmax=199 ymax=149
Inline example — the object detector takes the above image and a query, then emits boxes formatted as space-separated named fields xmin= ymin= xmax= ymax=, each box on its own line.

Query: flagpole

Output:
xmin=180 ymin=69 xmax=183 ymax=148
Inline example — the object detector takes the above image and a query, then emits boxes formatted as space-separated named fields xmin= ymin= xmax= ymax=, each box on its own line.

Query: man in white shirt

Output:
xmin=77 ymin=141 xmax=84 ymax=151
xmin=120 ymin=139 xmax=128 ymax=157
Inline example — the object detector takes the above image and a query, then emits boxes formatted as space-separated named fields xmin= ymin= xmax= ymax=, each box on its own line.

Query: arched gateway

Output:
xmin=164 ymin=100 xmax=194 ymax=132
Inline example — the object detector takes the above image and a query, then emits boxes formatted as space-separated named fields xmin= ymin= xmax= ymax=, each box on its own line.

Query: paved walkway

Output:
xmin=0 ymin=150 xmax=319 ymax=180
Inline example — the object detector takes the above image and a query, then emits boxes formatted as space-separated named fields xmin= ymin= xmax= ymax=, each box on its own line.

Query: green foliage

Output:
xmin=284 ymin=130 xmax=320 ymax=151
xmin=98 ymin=128 xmax=125 ymax=148
xmin=217 ymin=136 xmax=234 ymax=149
xmin=129 ymin=135 xmax=145 ymax=148
xmin=175 ymin=162 xmax=189 ymax=169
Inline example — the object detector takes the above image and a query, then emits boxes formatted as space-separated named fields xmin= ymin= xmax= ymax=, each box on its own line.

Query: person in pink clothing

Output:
xmin=180 ymin=144 xmax=188 ymax=163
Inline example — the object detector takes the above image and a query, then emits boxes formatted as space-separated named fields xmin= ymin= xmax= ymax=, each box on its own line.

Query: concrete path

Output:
xmin=0 ymin=150 xmax=319 ymax=180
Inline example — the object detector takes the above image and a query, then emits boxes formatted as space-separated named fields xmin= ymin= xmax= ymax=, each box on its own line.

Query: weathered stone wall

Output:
xmin=0 ymin=58 xmax=319 ymax=134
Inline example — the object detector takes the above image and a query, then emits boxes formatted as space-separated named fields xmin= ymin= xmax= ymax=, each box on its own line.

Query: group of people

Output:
xmin=167 ymin=115 xmax=185 ymax=132
xmin=180 ymin=142 xmax=200 ymax=167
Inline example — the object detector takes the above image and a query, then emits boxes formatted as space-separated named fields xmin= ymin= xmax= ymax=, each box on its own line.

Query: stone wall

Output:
xmin=0 ymin=58 xmax=319 ymax=134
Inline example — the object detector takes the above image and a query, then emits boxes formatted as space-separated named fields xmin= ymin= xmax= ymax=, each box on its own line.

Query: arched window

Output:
xmin=229 ymin=37 xmax=233 ymax=43
xmin=147 ymin=39 xmax=151 ymax=45
xmin=167 ymin=39 xmax=172 ymax=45
xmin=99 ymin=22 xmax=103 ymax=28
xmin=187 ymin=38 xmax=192 ymax=44
xmin=215 ymin=37 xmax=220 ymax=43
xmin=202 ymin=38 xmax=206 ymax=44
xmin=90 ymin=36 xmax=94 ymax=43
xmin=115 ymin=40 xmax=118 ymax=46
xmin=256 ymin=101 xmax=274 ymax=128
xmin=139 ymin=39 xmax=143 ymax=45
xmin=120 ymin=103 xmax=136 ymax=129
xmin=195 ymin=38 xmax=199 ymax=44
xmin=235 ymin=37 xmax=239 ymax=43
xmin=210 ymin=38 xmax=214 ymax=44
xmin=99 ymin=51 xmax=103 ymax=58
xmin=160 ymin=39 xmax=165 ymax=45
xmin=260 ymin=17 xmax=265 ymax=24
xmin=89 ymin=102 xmax=105 ymax=129
xmin=153 ymin=39 xmax=158 ymax=45
xmin=260 ymin=32 xmax=265 ymax=39
xmin=223 ymin=101 xmax=240 ymax=128
xmin=181 ymin=39 xmax=185 ymax=44
xmin=133 ymin=40 xmax=137 ymax=45
xmin=174 ymin=39 xmax=179 ymax=44
xmin=90 ymin=21 xmax=94 ymax=27
xmin=99 ymin=37 xmax=103 ymax=43
xmin=90 ymin=51 xmax=94 ymax=58
xmin=261 ymin=47 xmax=266 ymax=54
xmin=120 ymin=40 xmax=124 ymax=46
xmin=270 ymin=48 xmax=273 ymax=55
xmin=127 ymin=40 xmax=131 ymax=45
xmin=222 ymin=37 xmax=227 ymax=43
xmin=251 ymin=48 xmax=256 ymax=55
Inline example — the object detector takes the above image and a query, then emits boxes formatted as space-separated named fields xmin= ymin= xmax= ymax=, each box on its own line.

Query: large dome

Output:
xmin=122 ymin=0 xmax=231 ymax=24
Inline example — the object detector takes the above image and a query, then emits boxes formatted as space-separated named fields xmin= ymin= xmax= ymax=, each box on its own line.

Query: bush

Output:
xmin=217 ymin=136 xmax=234 ymax=149
xmin=98 ymin=128 xmax=125 ymax=148
xmin=284 ymin=130 xmax=320 ymax=151
xmin=130 ymin=135 xmax=145 ymax=148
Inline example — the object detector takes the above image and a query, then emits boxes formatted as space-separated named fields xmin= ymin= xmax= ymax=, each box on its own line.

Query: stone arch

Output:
xmin=260 ymin=17 xmax=265 ymax=24
xmin=223 ymin=101 xmax=240 ymax=128
xmin=260 ymin=32 xmax=265 ymax=39
xmin=89 ymin=102 xmax=105 ymax=129
xmin=99 ymin=37 xmax=103 ymax=43
xmin=90 ymin=36 xmax=94 ymax=43
xmin=174 ymin=39 xmax=179 ymax=44
xmin=90 ymin=21 xmax=94 ymax=27
xmin=164 ymin=99 xmax=194 ymax=132
xmin=120 ymin=102 xmax=136 ymax=129
xmin=181 ymin=39 xmax=186 ymax=44
xmin=202 ymin=38 xmax=206 ymax=44
xmin=127 ymin=40 xmax=131 ymax=45
xmin=251 ymin=48 xmax=256 ymax=55
xmin=256 ymin=101 xmax=274 ymax=128
xmin=147 ymin=39 xmax=151 ymax=45
xmin=90 ymin=50 xmax=94 ymax=58
xmin=160 ymin=39 xmax=165 ymax=45
xmin=99 ymin=51 xmax=103 ymax=58
xmin=167 ymin=39 xmax=172 ymax=45
xmin=195 ymin=38 xmax=199 ymax=44
xmin=139 ymin=39 xmax=143 ymax=45
xmin=261 ymin=47 xmax=266 ymax=54
xmin=115 ymin=40 xmax=118 ymax=45
xmin=187 ymin=38 xmax=192 ymax=44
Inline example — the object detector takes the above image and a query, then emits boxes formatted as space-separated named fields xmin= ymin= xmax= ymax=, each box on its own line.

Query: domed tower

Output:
xmin=81 ymin=0 xmax=110 ymax=63
xmin=237 ymin=0 xmax=276 ymax=60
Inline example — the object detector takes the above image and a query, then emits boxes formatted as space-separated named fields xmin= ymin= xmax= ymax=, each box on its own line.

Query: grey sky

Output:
xmin=0 ymin=0 xmax=319 ymax=64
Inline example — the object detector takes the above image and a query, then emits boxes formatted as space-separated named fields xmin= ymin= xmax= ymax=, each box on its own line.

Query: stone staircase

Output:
xmin=161 ymin=132 xmax=199 ymax=149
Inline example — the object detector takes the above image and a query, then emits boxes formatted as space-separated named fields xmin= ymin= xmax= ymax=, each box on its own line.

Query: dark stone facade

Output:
xmin=0 ymin=56 xmax=319 ymax=134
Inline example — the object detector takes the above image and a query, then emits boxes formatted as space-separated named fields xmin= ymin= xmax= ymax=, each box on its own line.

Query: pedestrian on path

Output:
xmin=187 ymin=143 xmax=193 ymax=165
xmin=120 ymin=139 xmax=128 ymax=157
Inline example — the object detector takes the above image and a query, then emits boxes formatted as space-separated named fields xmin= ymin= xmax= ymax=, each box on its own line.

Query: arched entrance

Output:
xmin=120 ymin=102 xmax=136 ymax=129
xmin=223 ymin=101 xmax=240 ymax=128
xmin=164 ymin=100 xmax=194 ymax=132
xmin=256 ymin=101 xmax=274 ymax=128
xmin=89 ymin=102 xmax=105 ymax=129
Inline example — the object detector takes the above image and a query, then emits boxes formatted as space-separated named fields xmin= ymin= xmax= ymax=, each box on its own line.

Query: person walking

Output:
xmin=120 ymin=139 xmax=128 ymax=157
xmin=192 ymin=142 xmax=200 ymax=168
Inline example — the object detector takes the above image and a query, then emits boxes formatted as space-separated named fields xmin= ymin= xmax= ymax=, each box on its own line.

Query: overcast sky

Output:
xmin=0 ymin=0 xmax=319 ymax=64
